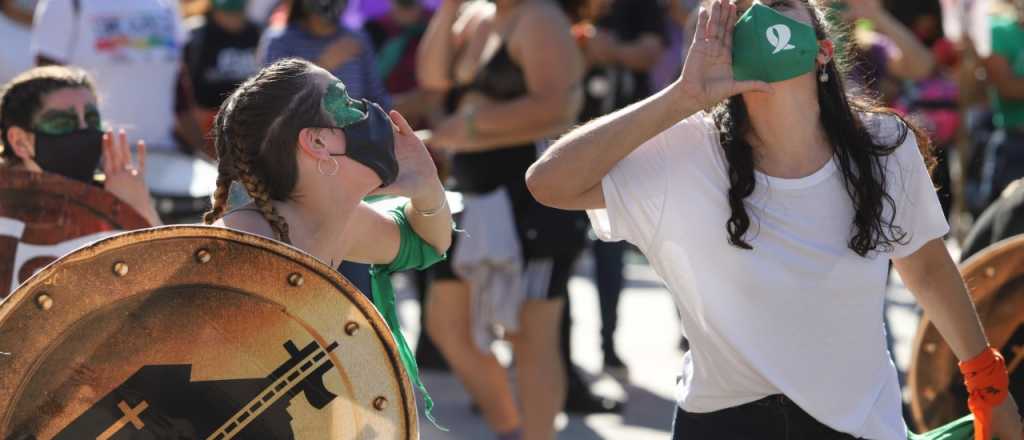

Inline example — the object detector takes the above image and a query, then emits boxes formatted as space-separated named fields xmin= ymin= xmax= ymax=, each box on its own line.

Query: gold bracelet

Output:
xmin=413 ymin=193 xmax=448 ymax=217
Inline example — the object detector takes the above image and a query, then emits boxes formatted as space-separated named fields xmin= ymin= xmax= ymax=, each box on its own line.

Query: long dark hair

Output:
xmin=202 ymin=58 xmax=335 ymax=243
xmin=0 ymin=66 xmax=94 ymax=164
xmin=711 ymin=0 xmax=935 ymax=257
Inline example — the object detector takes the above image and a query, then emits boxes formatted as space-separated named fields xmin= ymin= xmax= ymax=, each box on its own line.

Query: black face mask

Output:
xmin=333 ymin=101 xmax=398 ymax=187
xmin=32 ymin=129 xmax=103 ymax=184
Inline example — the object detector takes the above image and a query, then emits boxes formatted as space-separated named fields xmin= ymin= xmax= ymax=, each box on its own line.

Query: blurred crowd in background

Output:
xmin=1 ymin=0 xmax=1023 ymax=437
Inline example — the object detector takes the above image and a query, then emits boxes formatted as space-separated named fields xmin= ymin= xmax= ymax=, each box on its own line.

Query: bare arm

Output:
xmin=893 ymin=239 xmax=1023 ymax=440
xmin=983 ymin=54 xmax=1024 ymax=100
xmin=871 ymin=12 xmax=935 ymax=80
xmin=526 ymin=81 xmax=698 ymax=210
xmin=843 ymin=0 xmax=934 ymax=80
xmin=433 ymin=3 xmax=585 ymax=153
xmin=892 ymin=239 xmax=989 ymax=361
xmin=527 ymin=1 xmax=771 ymax=210
xmin=415 ymin=0 xmax=468 ymax=91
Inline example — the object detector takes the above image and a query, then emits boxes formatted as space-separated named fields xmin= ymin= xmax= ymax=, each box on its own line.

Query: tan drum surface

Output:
xmin=0 ymin=226 xmax=417 ymax=439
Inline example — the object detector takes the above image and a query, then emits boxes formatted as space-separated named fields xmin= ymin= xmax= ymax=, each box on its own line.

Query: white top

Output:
xmin=588 ymin=112 xmax=948 ymax=440
xmin=31 ymin=0 xmax=185 ymax=150
xmin=0 ymin=13 xmax=33 ymax=85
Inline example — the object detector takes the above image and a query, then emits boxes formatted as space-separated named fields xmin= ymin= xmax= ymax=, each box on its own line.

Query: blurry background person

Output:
xmin=364 ymin=0 xmax=436 ymax=128
xmin=0 ymin=0 xmax=35 ymax=85
xmin=0 ymin=66 xmax=161 ymax=226
xmin=31 ymin=0 xmax=214 ymax=225
xmin=31 ymin=0 xmax=204 ymax=154
xmin=650 ymin=0 xmax=700 ymax=92
xmin=570 ymin=0 xmax=666 ymax=389
xmin=839 ymin=0 xmax=936 ymax=101
xmin=184 ymin=0 xmax=264 ymax=144
xmin=260 ymin=0 xmax=392 ymax=109
xmin=417 ymin=0 xmax=586 ymax=438
xmin=978 ymin=0 xmax=1024 ymax=208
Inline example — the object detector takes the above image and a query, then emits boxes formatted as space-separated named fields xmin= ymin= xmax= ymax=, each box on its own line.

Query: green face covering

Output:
xmin=732 ymin=2 xmax=821 ymax=83
xmin=212 ymin=0 xmax=247 ymax=12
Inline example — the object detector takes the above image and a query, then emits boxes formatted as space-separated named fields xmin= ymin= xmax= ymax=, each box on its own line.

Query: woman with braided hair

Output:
xmin=203 ymin=57 xmax=452 ymax=421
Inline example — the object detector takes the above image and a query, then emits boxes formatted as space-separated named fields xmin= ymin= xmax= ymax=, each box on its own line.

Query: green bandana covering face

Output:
xmin=732 ymin=2 xmax=821 ymax=83
xmin=212 ymin=0 xmax=247 ymax=12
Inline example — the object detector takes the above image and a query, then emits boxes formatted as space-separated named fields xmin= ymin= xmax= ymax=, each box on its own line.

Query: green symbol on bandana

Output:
xmin=323 ymin=81 xmax=368 ymax=128
xmin=731 ymin=2 xmax=820 ymax=83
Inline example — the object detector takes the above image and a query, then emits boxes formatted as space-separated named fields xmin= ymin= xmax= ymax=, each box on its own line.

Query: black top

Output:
xmin=449 ymin=44 xmax=535 ymax=195
xmin=184 ymin=14 xmax=263 ymax=109
xmin=580 ymin=0 xmax=667 ymax=122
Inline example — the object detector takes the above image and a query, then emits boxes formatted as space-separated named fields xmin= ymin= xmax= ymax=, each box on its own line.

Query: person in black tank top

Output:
xmin=417 ymin=0 xmax=587 ymax=438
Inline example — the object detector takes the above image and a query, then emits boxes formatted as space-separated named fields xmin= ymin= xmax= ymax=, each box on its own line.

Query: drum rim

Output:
xmin=0 ymin=225 xmax=418 ymax=439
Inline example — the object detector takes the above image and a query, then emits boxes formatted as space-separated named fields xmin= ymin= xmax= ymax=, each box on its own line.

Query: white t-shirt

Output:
xmin=588 ymin=112 xmax=948 ymax=440
xmin=0 ymin=13 xmax=33 ymax=85
xmin=31 ymin=0 xmax=185 ymax=150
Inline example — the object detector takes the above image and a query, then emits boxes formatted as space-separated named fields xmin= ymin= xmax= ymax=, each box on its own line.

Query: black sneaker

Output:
xmin=604 ymin=350 xmax=630 ymax=382
xmin=564 ymin=391 xmax=625 ymax=414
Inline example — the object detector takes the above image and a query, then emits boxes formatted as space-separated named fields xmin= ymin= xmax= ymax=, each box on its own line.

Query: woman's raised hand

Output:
xmin=102 ymin=129 xmax=161 ymax=226
xmin=372 ymin=110 xmax=443 ymax=200
xmin=676 ymin=0 xmax=772 ymax=109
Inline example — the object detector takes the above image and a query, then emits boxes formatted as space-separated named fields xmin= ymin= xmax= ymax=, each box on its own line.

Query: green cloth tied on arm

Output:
xmin=369 ymin=204 xmax=447 ymax=431
xmin=908 ymin=414 xmax=976 ymax=440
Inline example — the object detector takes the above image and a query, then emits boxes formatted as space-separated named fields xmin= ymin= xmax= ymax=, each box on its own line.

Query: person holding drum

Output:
xmin=527 ymin=1 xmax=1022 ymax=439
xmin=203 ymin=57 xmax=452 ymax=423
xmin=0 ymin=65 xmax=162 ymax=226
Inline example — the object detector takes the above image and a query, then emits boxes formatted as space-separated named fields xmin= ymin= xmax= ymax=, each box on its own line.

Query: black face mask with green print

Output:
xmin=31 ymin=105 xmax=104 ymax=184
xmin=322 ymin=81 xmax=399 ymax=187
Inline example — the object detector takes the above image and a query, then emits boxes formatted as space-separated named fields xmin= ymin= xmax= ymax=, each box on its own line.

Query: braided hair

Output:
xmin=203 ymin=58 xmax=336 ymax=244
xmin=705 ymin=0 xmax=935 ymax=257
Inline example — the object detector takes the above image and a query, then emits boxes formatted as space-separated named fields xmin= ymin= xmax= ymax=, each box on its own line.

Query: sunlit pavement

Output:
xmin=396 ymin=243 xmax=941 ymax=439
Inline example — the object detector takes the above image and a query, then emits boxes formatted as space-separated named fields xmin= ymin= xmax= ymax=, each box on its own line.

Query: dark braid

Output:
xmin=202 ymin=58 xmax=334 ymax=244
xmin=203 ymin=108 xmax=235 ymax=225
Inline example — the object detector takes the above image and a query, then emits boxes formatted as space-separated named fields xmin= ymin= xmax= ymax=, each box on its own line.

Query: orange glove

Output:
xmin=958 ymin=347 xmax=1009 ymax=440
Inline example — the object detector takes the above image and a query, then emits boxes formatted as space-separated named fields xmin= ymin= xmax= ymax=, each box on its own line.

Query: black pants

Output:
xmin=594 ymin=240 xmax=626 ymax=355
xmin=671 ymin=395 xmax=864 ymax=440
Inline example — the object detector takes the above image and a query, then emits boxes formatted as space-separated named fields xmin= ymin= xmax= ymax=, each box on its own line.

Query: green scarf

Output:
xmin=368 ymin=203 xmax=447 ymax=430
xmin=908 ymin=414 xmax=976 ymax=440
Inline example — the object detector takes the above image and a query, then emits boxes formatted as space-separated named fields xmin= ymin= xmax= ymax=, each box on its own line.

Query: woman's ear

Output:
xmin=817 ymin=39 xmax=835 ymax=66
xmin=6 ymin=126 xmax=38 ymax=163
xmin=296 ymin=127 xmax=330 ymax=160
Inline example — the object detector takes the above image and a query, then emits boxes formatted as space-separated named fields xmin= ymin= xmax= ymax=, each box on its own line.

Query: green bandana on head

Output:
xmin=212 ymin=0 xmax=247 ymax=12
xmin=732 ymin=2 xmax=821 ymax=83
xmin=323 ymin=81 xmax=367 ymax=128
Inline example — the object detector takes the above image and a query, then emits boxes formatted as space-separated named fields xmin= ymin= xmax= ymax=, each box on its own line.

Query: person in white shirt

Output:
xmin=30 ymin=0 xmax=203 ymax=153
xmin=0 ymin=0 xmax=36 ymax=84
xmin=527 ymin=1 xmax=1023 ymax=439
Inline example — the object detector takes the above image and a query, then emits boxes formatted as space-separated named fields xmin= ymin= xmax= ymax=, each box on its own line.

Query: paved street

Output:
xmin=395 ymin=244 xmax=944 ymax=439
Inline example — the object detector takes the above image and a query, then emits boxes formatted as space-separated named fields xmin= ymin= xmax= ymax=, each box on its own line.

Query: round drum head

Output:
xmin=0 ymin=226 xmax=417 ymax=439
xmin=908 ymin=235 xmax=1024 ymax=431
xmin=0 ymin=168 xmax=150 ymax=297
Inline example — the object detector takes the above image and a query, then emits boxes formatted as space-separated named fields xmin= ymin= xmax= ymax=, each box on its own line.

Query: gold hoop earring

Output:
xmin=317 ymin=157 xmax=339 ymax=176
